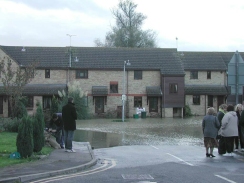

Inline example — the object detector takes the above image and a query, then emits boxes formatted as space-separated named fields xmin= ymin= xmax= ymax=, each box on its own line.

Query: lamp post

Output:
xmin=122 ymin=60 xmax=131 ymax=122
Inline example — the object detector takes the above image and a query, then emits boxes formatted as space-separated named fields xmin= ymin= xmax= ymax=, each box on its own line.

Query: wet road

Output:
xmin=74 ymin=117 xmax=204 ymax=149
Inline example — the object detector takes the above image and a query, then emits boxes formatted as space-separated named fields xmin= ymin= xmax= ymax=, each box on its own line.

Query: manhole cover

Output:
xmin=121 ymin=174 xmax=154 ymax=180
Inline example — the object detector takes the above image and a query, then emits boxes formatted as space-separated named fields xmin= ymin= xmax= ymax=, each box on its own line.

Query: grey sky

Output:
xmin=1 ymin=0 xmax=244 ymax=51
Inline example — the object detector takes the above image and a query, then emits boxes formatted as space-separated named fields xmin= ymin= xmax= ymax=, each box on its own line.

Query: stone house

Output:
xmin=0 ymin=45 xmax=243 ymax=118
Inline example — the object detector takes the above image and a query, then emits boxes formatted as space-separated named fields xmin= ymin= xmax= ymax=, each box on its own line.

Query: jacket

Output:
xmin=220 ymin=111 xmax=238 ymax=137
xmin=49 ymin=115 xmax=63 ymax=131
xmin=202 ymin=115 xmax=220 ymax=138
xmin=62 ymin=102 xmax=77 ymax=131
xmin=240 ymin=111 xmax=244 ymax=127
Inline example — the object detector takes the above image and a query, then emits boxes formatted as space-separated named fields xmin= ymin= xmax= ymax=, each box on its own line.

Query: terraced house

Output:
xmin=0 ymin=46 xmax=243 ymax=118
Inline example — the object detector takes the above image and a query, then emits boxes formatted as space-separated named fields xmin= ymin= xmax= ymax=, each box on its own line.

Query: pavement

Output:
xmin=0 ymin=142 xmax=97 ymax=183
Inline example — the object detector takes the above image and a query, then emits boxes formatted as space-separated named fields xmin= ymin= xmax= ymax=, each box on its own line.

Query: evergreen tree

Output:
xmin=33 ymin=102 xmax=45 ymax=152
xmin=16 ymin=115 xmax=33 ymax=158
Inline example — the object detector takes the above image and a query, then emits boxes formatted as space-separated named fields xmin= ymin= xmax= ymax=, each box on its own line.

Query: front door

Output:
xmin=95 ymin=97 xmax=104 ymax=113
xmin=149 ymin=97 xmax=158 ymax=112
xmin=208 ymin=95 xmax=213 ymax=107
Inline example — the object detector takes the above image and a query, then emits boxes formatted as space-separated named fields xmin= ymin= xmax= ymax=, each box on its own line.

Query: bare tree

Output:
xmin=0 ymin=56 xmax=38 ymax=118
xmin=94 ymin=0 xmax=157 ymax=48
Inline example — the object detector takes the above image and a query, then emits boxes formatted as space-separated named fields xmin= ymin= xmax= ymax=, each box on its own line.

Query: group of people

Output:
xmin=202 ymin=103 xmax=244 ymax=157
xmin=48 ymin=97 xmax=77 ymax=153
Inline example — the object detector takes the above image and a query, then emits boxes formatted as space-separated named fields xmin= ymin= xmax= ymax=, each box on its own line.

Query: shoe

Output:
xmin=209 ymin=154 xmax=215 ymax=157
xmin=66 ymin=149 xmax=76 ymax=153
xmin=60 ymin=145 xmax=64 ymax=149
xmin=241 ymin=148 xmax=244 ymax=152
xmin=206 ymin=153 xmax=210 ymax=157
xmin=234 ymin=149 xmax=238 ymax=152
xmin=223 ymin=153 xmax=233 ymax=157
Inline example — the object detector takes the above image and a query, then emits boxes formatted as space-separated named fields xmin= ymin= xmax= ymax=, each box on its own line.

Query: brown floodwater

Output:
xmin=74 ymin=117 xmax=204 ymax=149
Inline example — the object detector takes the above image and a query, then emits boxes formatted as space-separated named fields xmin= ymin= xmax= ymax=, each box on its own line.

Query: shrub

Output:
xmin=50 ymin=96 xmax=59 ymax=116
xmin=33 ymin=102 xmax=45 ymax=153
xmin=184 ymin=104 xmax=192 ymax=117
xmin=58 ymin=82 xmax=90 ymax=119
xmin=2 ymin=118 xmax=21 ymax=132
xmin=16 ymin=115 xmax=33 ymax=158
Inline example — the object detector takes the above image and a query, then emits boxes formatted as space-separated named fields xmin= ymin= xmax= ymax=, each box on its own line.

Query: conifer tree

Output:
xmin=33 ymin=102 xmax=45 ymax=152
xmin=16 ymin=115 xmax=33 ymax=158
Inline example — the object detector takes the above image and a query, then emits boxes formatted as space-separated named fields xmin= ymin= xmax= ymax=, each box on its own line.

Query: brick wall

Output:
xmin=185 ymin=71 xmax=225 ymax=85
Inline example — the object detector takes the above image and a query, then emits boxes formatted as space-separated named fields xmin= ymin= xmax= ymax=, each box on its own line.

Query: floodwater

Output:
xmin=74 ymin=117 xmax=204 ymax=149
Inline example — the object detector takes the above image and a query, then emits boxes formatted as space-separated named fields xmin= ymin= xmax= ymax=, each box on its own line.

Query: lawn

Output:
xmin=0 ymin=132 xmax=53 ymax=168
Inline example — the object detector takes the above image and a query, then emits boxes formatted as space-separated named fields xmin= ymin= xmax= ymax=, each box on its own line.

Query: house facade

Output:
xmin=0 ymin=46 xmax=243 ymax=118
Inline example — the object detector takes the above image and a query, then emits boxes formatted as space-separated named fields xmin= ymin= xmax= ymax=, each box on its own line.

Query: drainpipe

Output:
xmin=235 ymin=51 xmax=239 ymax=104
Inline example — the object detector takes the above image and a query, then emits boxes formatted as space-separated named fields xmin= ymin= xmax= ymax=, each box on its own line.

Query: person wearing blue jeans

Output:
xmin=62 ymin=97 xmax=77 ymax=153
xmin=49 ymin=113 xmax=64 ymax=148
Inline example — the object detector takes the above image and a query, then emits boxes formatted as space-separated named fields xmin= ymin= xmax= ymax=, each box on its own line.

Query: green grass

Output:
xmin=0 ymin=132 xmax=53 ymax=168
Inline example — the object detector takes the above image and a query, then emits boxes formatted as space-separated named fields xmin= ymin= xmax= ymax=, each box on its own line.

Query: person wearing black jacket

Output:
xmin=62 ymin=97 xmax=77 ymax=153
xmin=49 ymin=113 xmax=64 ymax=149
xmin=234 ymin=104 xmax=244 ymax=151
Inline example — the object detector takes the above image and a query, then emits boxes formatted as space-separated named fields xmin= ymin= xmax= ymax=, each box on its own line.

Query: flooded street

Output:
xmin=74 ymin=116 xmax=204 ymax=149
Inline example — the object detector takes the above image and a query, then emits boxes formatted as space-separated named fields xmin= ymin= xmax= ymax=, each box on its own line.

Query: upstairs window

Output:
xmin=45 ymin=69 xmax=50 ymax=78
xmin=193 ymin=95 xmax=200 ymax=105
xmin=110 ymin=81 xmax=118 ymax=93
xmin=207 ymin=71 xmax=211 ymax=79
xmin=76 ymin=70 xmax=88 ymax=79
xmin=190 ymin=71 xmax=198 ymax=79
xmin=134 ymin=70 xmax=142 ymax=80
xmin=169 ymin=83 xmax=178 ymax=93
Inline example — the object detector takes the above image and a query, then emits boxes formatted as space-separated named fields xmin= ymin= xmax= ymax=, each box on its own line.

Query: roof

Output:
xmin=92 ymin=86 xmax=108 ymax=96
xmin=0 ymin=84 xmax=67 ymax=95
xmin=185 ymin=85 xmax=229 ymax=95
xmin=0 ymin=46 xmax=185 ymax=76
xmin=179 ymin=52 xmax=227 ymax=71
xmin=146 ymin=86 xmax=162 ymax=96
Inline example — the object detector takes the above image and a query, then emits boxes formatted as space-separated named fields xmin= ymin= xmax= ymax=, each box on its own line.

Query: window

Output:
xmin=110 ymin=82 xmax=118 ymax=93
xmin=134 ymin=70 xmax=142 ymax=80
xmin=43 ymin=96 xmax=52 ymax=109
xmin=207 ymin=71 xmax=211 ymax=79
xmin=190 ymin=71 xmax=198 ymax=79
xmin=134 ymin=97 xmax=142 ymax=107
xmin=76 ymin=70 xmax=88 ymax=79
xmin=45 ymin=69 xmax=50 ymax=78
xmin=193 ymin=95 xmax=200 ymax=105
xmin=26 ymin=96 xmax=34 ymax=108
xmin=169 ymin=83 xmax=178 ymax=93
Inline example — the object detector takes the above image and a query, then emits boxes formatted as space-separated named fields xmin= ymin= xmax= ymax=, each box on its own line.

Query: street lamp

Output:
xmin=122 ymin=60 xmax=131 ymax=122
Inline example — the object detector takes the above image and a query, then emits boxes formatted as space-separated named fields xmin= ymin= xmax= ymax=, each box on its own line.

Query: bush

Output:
xmin=1 ymin=118 xmax=21 ymax=132
xmin=33 ymin=102 xmax=45 ymax=153
xmin=184 ymin=105 xmax=192 ymax=117
xmin=16 ymin=115 xmax=33 ymax=158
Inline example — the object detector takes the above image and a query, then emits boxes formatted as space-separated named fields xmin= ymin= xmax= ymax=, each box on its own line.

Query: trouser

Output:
xmin=64 ymin=130 xmax=75 ymax=150
xmin=55 ymin=127 xmax=64 ymax=147
xmin=224 ymin=136 xmax=235 ymax=153
xmin=234 ymin=126 xmax=244 ymax=149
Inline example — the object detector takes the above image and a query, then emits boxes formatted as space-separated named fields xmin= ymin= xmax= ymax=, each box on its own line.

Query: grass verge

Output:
xmin=0 ymin=132 xmax=53 ymax=168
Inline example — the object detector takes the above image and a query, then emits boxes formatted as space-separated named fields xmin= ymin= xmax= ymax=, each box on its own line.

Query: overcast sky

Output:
xmin=1 ymin=0 xmax=244 ymax=51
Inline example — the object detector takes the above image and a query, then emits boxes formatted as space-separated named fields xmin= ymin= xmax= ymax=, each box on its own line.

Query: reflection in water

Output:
xmin=73 ymin=117 xmax=204 ymax=149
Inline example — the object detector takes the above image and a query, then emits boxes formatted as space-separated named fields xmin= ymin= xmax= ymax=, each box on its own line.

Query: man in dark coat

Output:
xmin=62 ymin=97 xmax=77 ymax=152
xmin=49 ymin=113 xmax=64 ymax=148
